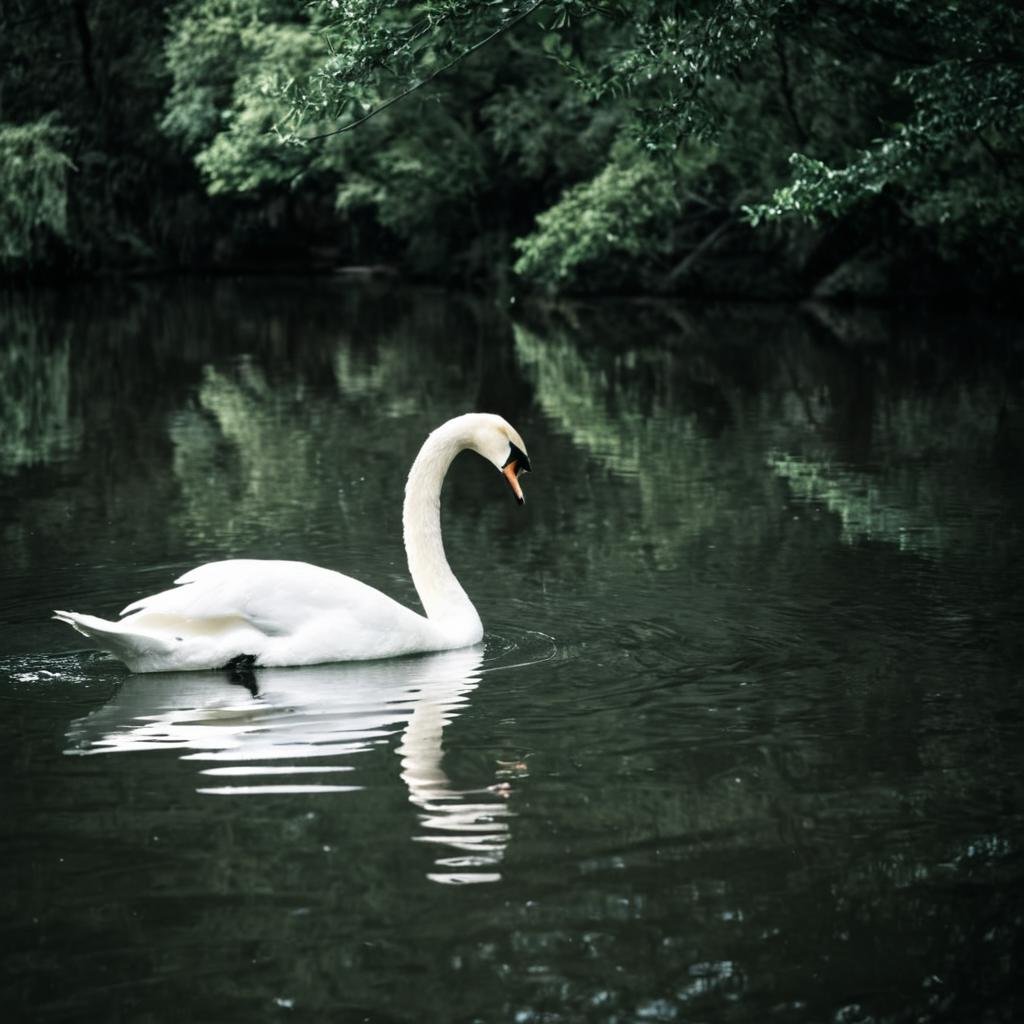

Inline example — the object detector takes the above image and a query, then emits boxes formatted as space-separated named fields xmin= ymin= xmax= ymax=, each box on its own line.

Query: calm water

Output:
xmin=2 ymin=279 xmax=1023 ymax=1023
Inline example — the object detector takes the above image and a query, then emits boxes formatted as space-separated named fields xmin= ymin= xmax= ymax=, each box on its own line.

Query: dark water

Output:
xmin=2 ymin=279 xmax=1023 ymax=1023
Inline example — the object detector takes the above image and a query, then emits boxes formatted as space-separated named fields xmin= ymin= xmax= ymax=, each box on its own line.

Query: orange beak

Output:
xmin=502 ymin=461 xmax=525 ymax=505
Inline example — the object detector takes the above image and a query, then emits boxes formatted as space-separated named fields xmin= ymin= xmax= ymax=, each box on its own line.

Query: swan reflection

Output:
xmin=65 ymin=647 xmax=512 ymax=884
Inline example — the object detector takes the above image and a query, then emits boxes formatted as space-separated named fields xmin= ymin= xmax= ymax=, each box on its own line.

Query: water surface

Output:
xmin=1 ymin=280 xmax=1023 ymax=1022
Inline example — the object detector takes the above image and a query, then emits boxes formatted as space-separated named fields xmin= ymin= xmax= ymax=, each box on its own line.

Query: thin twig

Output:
xmin=664 ymin=218 xmax=733 ymax=283
xmin=303 ymin=0 xmax=551 ymax=142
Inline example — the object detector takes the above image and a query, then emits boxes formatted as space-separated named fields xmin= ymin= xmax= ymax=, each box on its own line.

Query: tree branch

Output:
xmin=303 ymin=0 xmax=551 ymax=143
xmin=664 ymin=218 xmax=733 ymax=283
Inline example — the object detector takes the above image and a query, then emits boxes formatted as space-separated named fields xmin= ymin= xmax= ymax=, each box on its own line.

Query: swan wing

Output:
xmin=56 ymin=560 xmax=439 ymax=672
xmin=121 ymin=559 xmax=429 ymax=643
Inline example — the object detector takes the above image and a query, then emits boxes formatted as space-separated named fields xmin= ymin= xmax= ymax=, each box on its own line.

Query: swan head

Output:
xmin=463 ymin=413 xmax=531 ymax=505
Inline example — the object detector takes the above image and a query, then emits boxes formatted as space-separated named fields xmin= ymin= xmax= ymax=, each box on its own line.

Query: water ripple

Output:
xmin=0 ymin=652 xmax=120 ymax=702
xmin=481 ymin=626 xmax=560 ymax=674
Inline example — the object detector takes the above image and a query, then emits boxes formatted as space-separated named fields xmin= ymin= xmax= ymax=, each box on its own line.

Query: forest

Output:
xmin=2 ymin=0 xmax=1022 ymax=299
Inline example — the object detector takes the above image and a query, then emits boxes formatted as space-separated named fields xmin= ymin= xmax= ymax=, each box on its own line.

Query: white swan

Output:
xmin=54 ymin=412 xmax=531 ymax=673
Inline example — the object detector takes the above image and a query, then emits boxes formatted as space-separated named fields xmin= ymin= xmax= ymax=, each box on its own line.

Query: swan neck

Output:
xmin=402 ymin=426 xmax=481 ymax=635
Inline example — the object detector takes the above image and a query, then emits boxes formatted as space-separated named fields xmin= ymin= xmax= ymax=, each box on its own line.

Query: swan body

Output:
xmin=55 ymin=413 xmax=530 ymax=673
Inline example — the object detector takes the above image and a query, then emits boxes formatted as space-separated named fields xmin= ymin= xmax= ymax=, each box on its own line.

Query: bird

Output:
xmin=54 ymin=412 xmax=530 ymax=673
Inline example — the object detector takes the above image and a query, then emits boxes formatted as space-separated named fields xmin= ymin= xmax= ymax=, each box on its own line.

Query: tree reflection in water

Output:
xmin=514 ymin=300 xmax=1022 ymax=564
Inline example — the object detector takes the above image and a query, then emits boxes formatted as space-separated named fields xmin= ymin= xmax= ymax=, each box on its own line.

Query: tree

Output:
xmin=281 ymin=0 xmax=1024 ymax=293
xmin=747 ymin=2 xmax=1024 ymax=262
xmin=2 ymin=0 xmax=1021 ymax=292
xmin=0 ymin=0 xmax=200 ymax=272
xmin=0 ymin=117 xmax=74 ymax=269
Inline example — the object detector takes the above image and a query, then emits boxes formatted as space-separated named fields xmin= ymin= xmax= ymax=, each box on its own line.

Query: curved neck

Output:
xmin=402 ymin=421 xmax=481 ymax=635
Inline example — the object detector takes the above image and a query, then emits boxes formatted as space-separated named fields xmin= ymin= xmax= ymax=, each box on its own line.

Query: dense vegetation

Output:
xmin=2 ymin=0 xmax=1021 ymax=297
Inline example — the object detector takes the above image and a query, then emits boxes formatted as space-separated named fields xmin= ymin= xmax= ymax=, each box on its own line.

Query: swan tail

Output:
xmin=53 ymin=609 xmax=98 ymax=638
xmin=53 ymin=610 xmax=175 ymax=669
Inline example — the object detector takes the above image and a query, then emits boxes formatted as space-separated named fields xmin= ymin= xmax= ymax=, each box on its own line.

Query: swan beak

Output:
xmin=502 ymin=461 xmax=526 ymax=505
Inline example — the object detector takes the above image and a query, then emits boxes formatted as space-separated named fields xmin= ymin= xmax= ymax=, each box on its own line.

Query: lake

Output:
xmin=1 ymin=278 xmax=1022 ymax=1023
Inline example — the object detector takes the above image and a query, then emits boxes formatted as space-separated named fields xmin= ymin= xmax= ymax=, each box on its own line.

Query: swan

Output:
xmin=54 ymin=412 xmax=531 ymax=673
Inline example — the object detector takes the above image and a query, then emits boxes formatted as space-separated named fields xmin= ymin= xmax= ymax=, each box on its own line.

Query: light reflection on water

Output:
xmin=1 ymin=281 xmax=1023 ymax=1023
xmin=64 ymin=645 xmax=534 ymax=885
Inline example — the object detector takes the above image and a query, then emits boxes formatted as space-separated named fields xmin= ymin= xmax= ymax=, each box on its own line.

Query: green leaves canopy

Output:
xmin=2 ymin=0 xmax=1021 ymax=291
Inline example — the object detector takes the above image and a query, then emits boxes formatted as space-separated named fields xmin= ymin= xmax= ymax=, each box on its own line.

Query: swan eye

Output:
xmin=503 ymin=442 xmax=531 ymax=475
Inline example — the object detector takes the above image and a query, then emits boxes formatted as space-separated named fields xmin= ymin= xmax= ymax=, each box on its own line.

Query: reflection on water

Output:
xmin=769 ymin=452 xmax=951 ymax=555
xmin=515 ymin=301 xmax=1023 ymax=564
xmin=0 ymin=294 xmax=79 ymax=472
xmin=66 ymin=648 xmax=512 ymax=884
xmin=514 ymin=317 xmax=742 ymax=566
xmin=1 ymin=280 xmax=1023 ymax=1023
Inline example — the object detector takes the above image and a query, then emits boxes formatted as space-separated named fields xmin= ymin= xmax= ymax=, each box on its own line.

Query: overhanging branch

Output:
xmin=303 ymin=0 xmax=551 ymax=143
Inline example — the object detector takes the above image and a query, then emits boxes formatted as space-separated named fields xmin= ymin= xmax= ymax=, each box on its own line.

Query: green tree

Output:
xmin=0 ymin=117 xmax=74 ymax=268
xmin=284 ymin=0 xmax=1024 ymax=293
xmin=0 ymin=0 xmax=199 ymax=271
xmin=748 ymin=3 xmax=1024 ymax=261
xmin=3 ymin=0 xmax=1021 ymax=291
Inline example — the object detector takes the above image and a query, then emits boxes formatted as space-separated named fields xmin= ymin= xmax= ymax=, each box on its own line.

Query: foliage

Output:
xmin=747 ymin=1 xmax=1024 ymax=265
xmin=1 ymin=0 xmax=1021 ymax=292
xmin=0 ymin=1 xmax=201 ymax=270
xmin=285 ymin=0 xmax=1024 ymax=291
xmin=0 ymin=118 xmax=74 ymax=268
xmin=161 ymin=1 xmax=334 ymax=195
xmin=512 ymin=143 xmax=687 ymax=290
